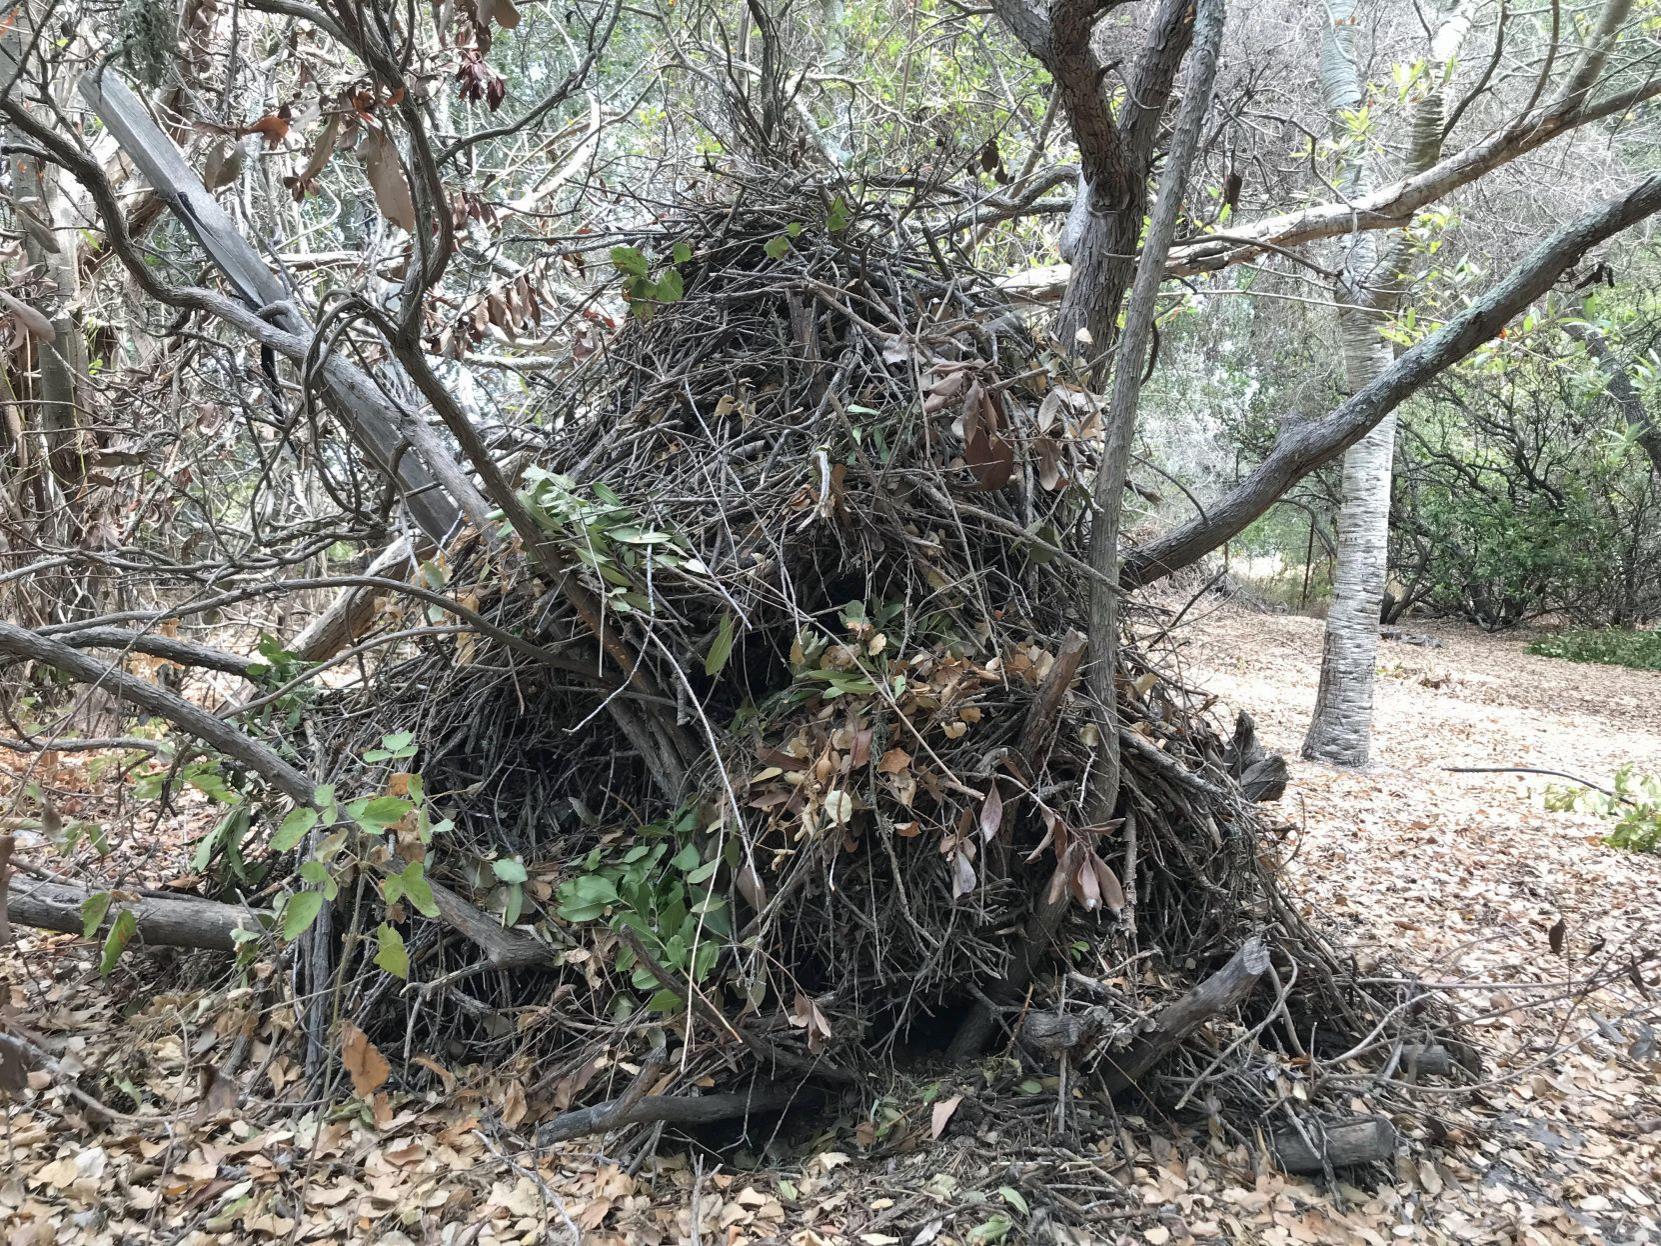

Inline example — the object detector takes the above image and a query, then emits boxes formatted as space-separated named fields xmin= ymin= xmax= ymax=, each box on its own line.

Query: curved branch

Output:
xmin=1124 ymin=172 xmax=1661 ymax=585
xmin=0 ymin=621 xmax=313 ymax=800
xmin=41 ymin=628 xmax=259 ymax=677
xmin=1004 ymin=78 xmax=1661 ymax=301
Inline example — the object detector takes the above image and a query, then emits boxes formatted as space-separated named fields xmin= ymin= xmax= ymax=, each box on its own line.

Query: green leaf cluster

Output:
xmin=1528 ymin=630 xmax=1661 ymax=673
xmin=1545 ymin=766 xmax=1661 ymax=854
xmin=554 ymin=807 xmax=732 ymax=1014
xmin=516 ymin=469 xmax=705 ymax=616
xmin=610 ymin=244 xmax=689 ymax=319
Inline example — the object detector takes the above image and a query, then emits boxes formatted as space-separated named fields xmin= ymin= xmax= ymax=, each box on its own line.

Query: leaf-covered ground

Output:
xmin=3 ymin=607 xmax=1658 ymax=1245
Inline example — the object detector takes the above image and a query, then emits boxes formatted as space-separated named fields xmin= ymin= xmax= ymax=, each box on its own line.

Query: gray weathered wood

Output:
xmin=76 ymin=70 xmax=462 ymax=544
xmin=1224 ymin=710 xmax=1288 ymax=803
xmin=1101 ymin=934 xmax=1270 ymax=1096
xmin=8 ymin=878 xmax=266 ymax=952
xmin=1270 ymin=1114 xmax=1397 ymax=1173
xmin=290 ymin=537 xmax=419 ymax=662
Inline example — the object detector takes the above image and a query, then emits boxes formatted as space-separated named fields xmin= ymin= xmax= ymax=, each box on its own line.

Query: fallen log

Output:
xmin=0 ymin=619 xmax=545 ymax=967
xmin=1397 ymin=1042 xmax=1453 ymax=1080
xmin=1100 ymin=934 xmax=1270 ymax=1096
xmin=1270 ymin=1114 xmax=1397 ymax=1173
xmin=7 ymin=878 xmax=267 ymax=953
xmin=535 ymin=1082 xmax=810 ymax=1144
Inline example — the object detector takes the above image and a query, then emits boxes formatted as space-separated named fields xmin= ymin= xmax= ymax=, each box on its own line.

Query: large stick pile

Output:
xmin=287 ymin=176 xmax=1439 ymax=1134
xmin=8 ymin=174 xmax=1448 ymax=1155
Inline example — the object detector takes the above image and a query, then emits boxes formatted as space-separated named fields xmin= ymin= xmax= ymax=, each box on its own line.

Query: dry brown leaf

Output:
xmin=201 ymin=138 xmax=246 ymax=190
xmin=193 ymin=1063 xmax=239 ymax=1120
xmin=978 ymin=781 xmax=1004 ymax=842
xmin=736 ymin=859 xmax=768 ymax=909
xmin=286 ymin=114 xmax=342 ymax=199
xmin=876 ymin=747 xmax=912 ymax=775
xmin=1088 ymin=850 xmax=1127 ymax=916
xmin=242 ymin=112 xmax=291 ymax=148
xmin=362 ymin=128 xmax=417 ymax=233
xmin=788 ymin=992 xmax=833 ymax=1050
xmin=964 ymin=426 xmax=1015 ymax=490
xmin=0 ymin=289 xmax=56 ymax=343
xmin=929 ymin=1093 xmax=962 ymax=1139
xmin=500 ymin=1078 xmax=527 ymax=1127
xmin=340 ymin=1021 xmax=390 ymax=1097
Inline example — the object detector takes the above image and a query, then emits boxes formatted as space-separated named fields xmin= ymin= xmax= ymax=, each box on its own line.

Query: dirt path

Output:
xmin=1167 ymin=605 xmax=1661 ymax=1244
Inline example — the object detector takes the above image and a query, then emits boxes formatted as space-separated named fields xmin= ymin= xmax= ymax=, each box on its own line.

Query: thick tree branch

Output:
xmin=42 ymin=628 xmax=259 ymax=677
xmin=1084 ymin=0 xmax=1225 ymax=820
xmin=0 ymin=620 xmax=314 ymax=799
xmin=6 ymin=878 xmax=267 ymax=952
xmin=1124 ymin=172 xmax=1661 ymax=585
xmin=1005 ymin=79 xmax=1661 ymax=302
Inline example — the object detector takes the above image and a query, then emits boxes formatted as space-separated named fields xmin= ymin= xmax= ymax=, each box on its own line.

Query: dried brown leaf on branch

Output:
xmin=361 ymin=127 xmax=417 ymax=232
xmin=284 ymin=114 xmax=342 ymax=200
xmin=241 ymin=110 xmax=291 ymax=148
xmin=0 ymin=289 xmax=55 ymax=342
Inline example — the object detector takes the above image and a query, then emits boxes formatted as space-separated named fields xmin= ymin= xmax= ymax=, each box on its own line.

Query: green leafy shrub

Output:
xmin=1387 ymin=293 xmax=1661 ymax=630
xmin=1545 ymin=767 xmax=1661 ymax=853
xmin=1528 ymin=630 xmax=1661 ymax=672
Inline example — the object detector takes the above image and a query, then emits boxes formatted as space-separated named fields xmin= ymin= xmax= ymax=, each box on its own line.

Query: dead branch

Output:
xmin=1100 ymin=935 xmax=1271 ymax=1096
xmin=5 ymin=878 xmax=267 ymax=953
xmin=1269 ymin=1114 xmax=1397 ymax=1173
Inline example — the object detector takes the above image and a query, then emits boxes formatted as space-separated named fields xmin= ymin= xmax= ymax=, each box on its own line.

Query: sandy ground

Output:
xmin=3 ymin=607 xmax=1659 ymax=1245
xmin=1164 ymin=605 xmax=1661 ymax=1244
xmin=1172 ymin=606 xmax=1661 ymax=977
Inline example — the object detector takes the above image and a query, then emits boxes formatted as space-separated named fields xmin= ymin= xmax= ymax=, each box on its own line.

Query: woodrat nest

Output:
xmin=296 ymin=175 xmax=1448 ymax=1151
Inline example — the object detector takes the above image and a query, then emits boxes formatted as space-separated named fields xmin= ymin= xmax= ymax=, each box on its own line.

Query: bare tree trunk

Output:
xmin=1085 ymin=0 xmax=1226 ymax=822
xmin=1 ymin=4 xmax=94 ymax=628
xmin=1304 ymin=0 xmax=1475 ymax=766
xmin=1303 ymin=414 xmax=1395 ymax=765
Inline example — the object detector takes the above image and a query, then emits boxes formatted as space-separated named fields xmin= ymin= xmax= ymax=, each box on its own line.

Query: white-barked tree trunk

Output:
xmin=1303 ymin=0 xmax=1475 ymax=766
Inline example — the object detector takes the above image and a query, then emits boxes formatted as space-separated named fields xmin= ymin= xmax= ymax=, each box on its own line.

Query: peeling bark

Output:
xmin=1304 ymin=0 xmax=1481 ymax=767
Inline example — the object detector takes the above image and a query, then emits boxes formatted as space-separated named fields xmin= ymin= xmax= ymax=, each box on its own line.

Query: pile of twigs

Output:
xmin=296 ymin=173 xmax=1448 ymax=1149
